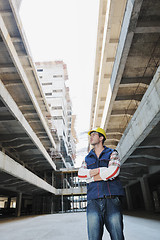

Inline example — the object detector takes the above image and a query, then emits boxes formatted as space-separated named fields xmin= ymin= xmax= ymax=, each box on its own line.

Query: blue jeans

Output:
xmin=87 ymin=197 xmax=124 ymax=240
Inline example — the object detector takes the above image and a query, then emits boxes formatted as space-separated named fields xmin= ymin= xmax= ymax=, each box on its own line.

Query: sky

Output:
xmin=19 ymin=0 xmax=99 ymax=167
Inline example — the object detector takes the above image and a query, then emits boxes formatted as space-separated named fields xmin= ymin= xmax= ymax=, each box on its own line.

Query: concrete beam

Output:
xmin=0 ymin=10 xmax=12 ymax=17
xmin=121 ymin=77 xmax=151 ymax=85
xmin=135 ymin=26 xmax=160 ymax=34
xmin=0 ymin=133 xmax=28 ymax=142
xmin=117 ymin=67 xmax=160 ymax=163
xmin=106 ymin=128 xmax=124 ymax=134
xmin=0 ymin=106 xmax=8 ymax=112
xmin=5 ymin=83 xmax=23 ymax=87
xmin=115 ymin=94 xmax=143 ymax=101
xmin=119 ymin=83 xmax=148 ymax=89
xmin=11 ymin=37 xmax=22 ymax=43
xmin=106 ymin=134 xmax=122 ymax=141
xmin=129 ymin=155 xmax=160 ymax=161
xmin=92 ymin=0 xmax=127 ymax=127
xmin=122 ymin=163 xmax=147 ymax=168
xmin=0 ymin=150 xmax=57 ymax=195
xmin=0 ymin=67 xmax=16 ymax=73
xmin=138 ymin=145 xmax=160 ymax=149
xmin=111 ymin=109 xmax=135 ymax=115
xmin=57 ymin=187 xmax=87 ymax=196
xmin=127 ymin=158 xmax=160 ymax=166
xmin=0 ymin=80 xmax=56 ymax=170
xmin=104 ymin=74 xmax=111 ymax=78
xmin=109 ymin=39 xmax=119 ymax=44
xmin=3 ymin=143 xmax=34 ymax=149
xmin=101 ymin=0 xmax=143 ymax=129
xmin=133 ymin=148 xmax=160 ymax=157
xmin=106 ymin=58 xmax=115 ymax=62
xmin=0 ymin=115 xmax=15 ymax=121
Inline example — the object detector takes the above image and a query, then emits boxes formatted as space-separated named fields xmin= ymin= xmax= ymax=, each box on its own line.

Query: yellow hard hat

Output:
xmin=88 ymin=127 xmax=106 ymax=140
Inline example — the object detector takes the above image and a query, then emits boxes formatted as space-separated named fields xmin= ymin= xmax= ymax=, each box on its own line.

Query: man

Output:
xmin=78 ymin=128 xmax=125 ymax=240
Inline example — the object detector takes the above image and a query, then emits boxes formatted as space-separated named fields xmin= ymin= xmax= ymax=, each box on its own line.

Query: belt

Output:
xmin=100 ymin=195 xmax=117 ymax=199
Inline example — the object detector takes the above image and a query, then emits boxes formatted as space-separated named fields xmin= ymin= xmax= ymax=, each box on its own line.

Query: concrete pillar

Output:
xmin=71 ymin=172 xmax=73 ymax=188
xmin=140 ymin=177 xmax=154 ymax=211
xmin=61 ymin=172 xmax=64 ymax=213
xmin=16 ymin=193 xmax=22 ymax=217
xmin=52 ymin=171 xmax=55 ymax=187
xmin=125 ymin=186 xmax=133 ymax=210
xmin=32 ymin=196 xmax=36 ymax=214
xmin=74 ymin=173 xmax=76 ymax=188
xmin=51 ymin=194 xmax=54 ymax=214
xmin=7 ymin=197 xmax=11 ymax=209
xmin=71 ymin=195 xmax=74 ymax=212
xmin=2 ymin=148 xmax=5 ymax=153
xmin=42 ymin=196 xmax=45 ymax=213
xmin=44 ymin=171 xmax=47 ymax=181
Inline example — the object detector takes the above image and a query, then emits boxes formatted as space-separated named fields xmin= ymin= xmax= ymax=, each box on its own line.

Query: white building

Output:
xmin=35 ymin=61 xmax=76 ymax=167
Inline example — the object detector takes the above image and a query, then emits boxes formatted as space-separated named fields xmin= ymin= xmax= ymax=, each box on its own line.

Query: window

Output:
xmin=52 ymin=106 xmax=63 ymax=110
xmin=42 ymin=82 xmax=52 ymax=86
xmin=53 ymin=75 xmax=63 ymax=78
xmin=53 ymin=89 xmax=63 ymax=93
xmin=37 ymin=69 xmax=43 ymax=72
xmin=53 ymin=116 xmax=63 ymax=120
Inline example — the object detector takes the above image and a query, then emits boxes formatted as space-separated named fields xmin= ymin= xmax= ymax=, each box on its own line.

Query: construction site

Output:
xmin=0 ymin=0 xmax=160 ymax=239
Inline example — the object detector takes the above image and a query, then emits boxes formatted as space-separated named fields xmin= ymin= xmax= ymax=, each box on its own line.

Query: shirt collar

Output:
xmin=88 ymin=146 xmax=108 ymax=157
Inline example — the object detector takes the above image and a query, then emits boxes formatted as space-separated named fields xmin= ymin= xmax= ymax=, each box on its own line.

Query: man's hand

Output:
xmin=90 ymin=168 xmax=99 ymax=177
xmin=94 ymin=174 xmax=103 ymax=181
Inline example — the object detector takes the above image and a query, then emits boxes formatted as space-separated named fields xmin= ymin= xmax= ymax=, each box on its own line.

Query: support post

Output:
xmin=52 ymin=171 xmax=55 ymax=187
xmin=61 ymin=172 xmax=64 ymax=213
xmin=125 ymin=186 xmax=133 ymax=210
xmin=7 ymin=197 xmax=11 ymax=209
xmin=16 ymin=193 xmax=22 ymax=217
xmin=140 ymin=177 xmax=154 ymax=211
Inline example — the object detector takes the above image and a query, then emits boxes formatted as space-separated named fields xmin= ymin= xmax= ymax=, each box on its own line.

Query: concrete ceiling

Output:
xmin=0 ymin=0 xmax=65 ymax=196
xmin=90 ymin=0 xmax=160 ymax=187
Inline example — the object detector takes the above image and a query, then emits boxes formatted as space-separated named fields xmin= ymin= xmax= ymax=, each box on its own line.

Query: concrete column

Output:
xmin=51 ymin=194 xmax=54 ymax=214
xmin=44 ymin=172 xmax=47 ymax=181
xmin=42 ymin=196 xmax=45 ymax=213
xmin=52 ymin=171 xmax=55 ymax=187
xmin=61 ymin=172 xmax=64 ymax=213
xmin=7 ymin=197 xmax=11 ymax=209
xmin=32 ymin=196 xmax=36 ymax=214
xmin=71 ymin=195 xmax=73 ymax=212
xmin=74 ymin=173 xmax=76 ymax=188
xmin=125 ymin=186 xmax=133 ymax=210
xmin=2 ymin=148 xmax=5 ymax=153
xmin=140 ymin=177 xmax=154 ymax=211
xmin=16 ymin=193 xmax=22 ymax=217
xmin=71 ymin=172 xmax=73 ymax=188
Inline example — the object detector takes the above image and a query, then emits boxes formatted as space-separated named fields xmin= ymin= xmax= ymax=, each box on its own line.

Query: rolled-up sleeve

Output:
xmin=78 ymin=151 xmax=121 ymax=183
xmin=78 ymin=160 xmax=91 ymax=181
xmin=99 ymin=150 xmax=121 ymax=181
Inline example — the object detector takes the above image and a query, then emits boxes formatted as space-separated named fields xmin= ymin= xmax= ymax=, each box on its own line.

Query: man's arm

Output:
xmin=78 ymin=151 xmax=121 ymax=183
xmin=78 ymin=162 xmax=102 ymax=183
xmin=89 ymin=150 xmax=121 ymax=182
xmin=78 ymin=160 xmax=91 ymax=181
xmin=98 ymin=151 xmax=120 ymax=181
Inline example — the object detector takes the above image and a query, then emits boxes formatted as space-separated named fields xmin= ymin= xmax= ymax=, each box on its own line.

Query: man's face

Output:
xmin=90 ymin=132 xmax=101 ymax=146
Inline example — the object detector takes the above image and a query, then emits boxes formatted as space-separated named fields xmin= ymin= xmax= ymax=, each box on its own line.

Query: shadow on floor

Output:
xmin=123 ymin=210 xmax=160 ymax=221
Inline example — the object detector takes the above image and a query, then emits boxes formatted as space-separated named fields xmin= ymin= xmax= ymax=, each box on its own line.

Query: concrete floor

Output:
xmin=0 ymin=211 xmax=160 ymax=240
